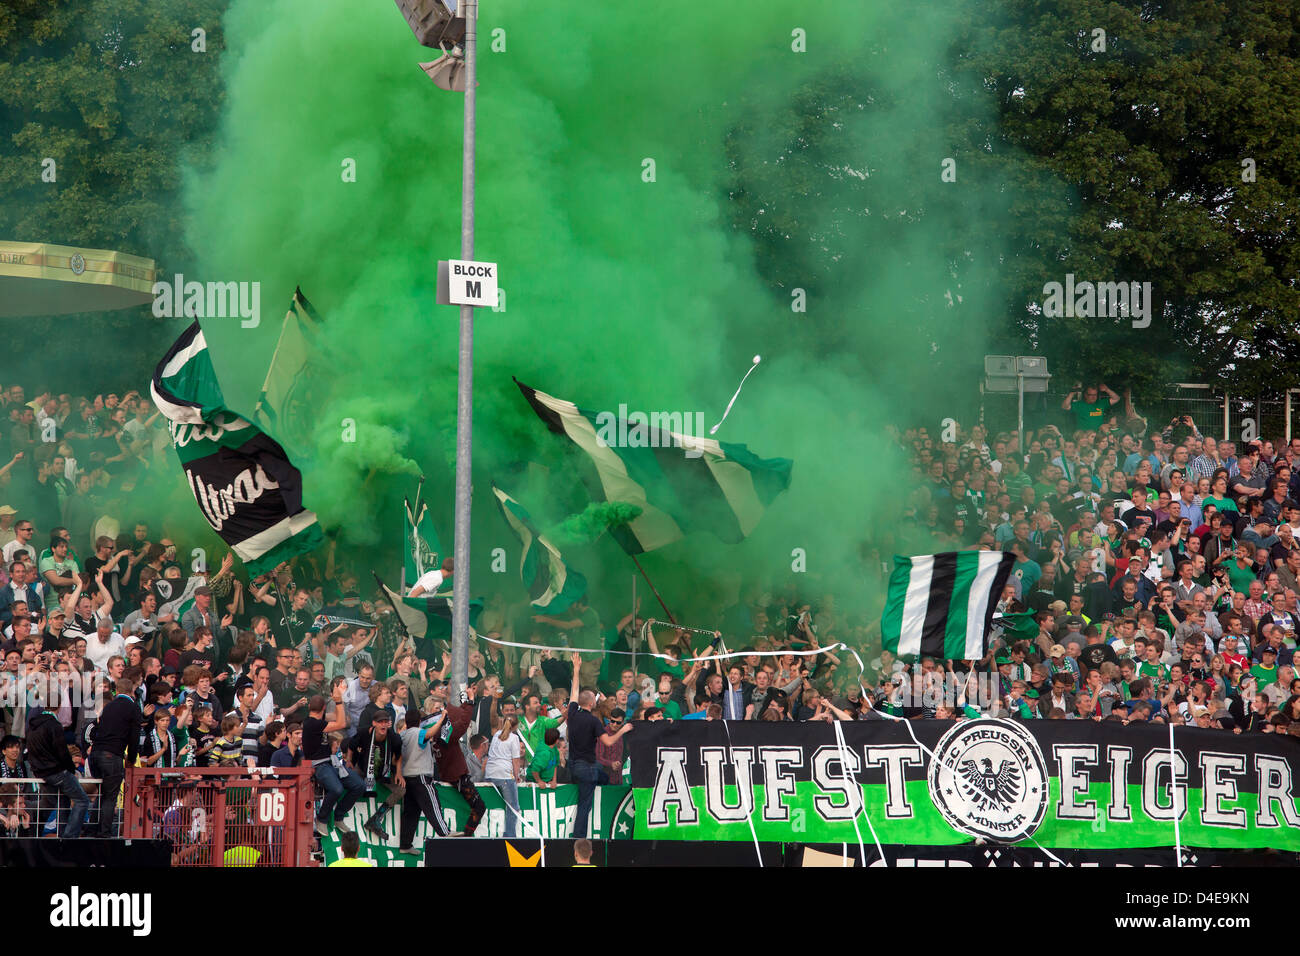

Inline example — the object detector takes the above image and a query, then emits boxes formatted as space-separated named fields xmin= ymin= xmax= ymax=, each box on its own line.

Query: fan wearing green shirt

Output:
xmin=651 ymin=674 xmax=682 ymax=720
xmin=517 ymin=692 xmax=566 ymax=766
xmin=1250 ymin=647 xmax=1279 ymax=688
xmin=38 ymin=537 xmax=80 ymax=608
xmin=1136 ymin=640 xmax=1169 ymax=684
xmin=1061 ymin=383 xmax=1120 ymax=432
xmin=1224 ymin=542 xmax=1259 ymax=595
xmin=527 ymin=727 xmax=562 ymax=787
xmin=1200 ymin=474 xmax=1238 ymax=520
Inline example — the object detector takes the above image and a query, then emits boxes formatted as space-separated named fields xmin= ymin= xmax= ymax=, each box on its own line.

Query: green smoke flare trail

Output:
xmin=547 ymin=502 xmax=644 ymax=547
xmin=184 ymin=0 xmax=1030 ymax=629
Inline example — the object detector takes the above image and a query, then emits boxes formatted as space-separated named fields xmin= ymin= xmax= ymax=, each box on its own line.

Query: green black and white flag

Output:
xmin=404 ymin=477 xmax=442 ymax=590
xmin=156 ymin=575 xmax=205 ymax=620
xmin=253 ymin=287 xmax=323 ymax=454
xmin=514 ymin=379 xmax=792 ymax=554
xmin=151 ymin=322 xmax=323 ymax=575
xmin=880 ymin=551 xmax=1016 ymax=660
xmin=375 ymin=574 xmax=482 ymax=643
xmin=491 ymin=483 xmax=587 ymax=613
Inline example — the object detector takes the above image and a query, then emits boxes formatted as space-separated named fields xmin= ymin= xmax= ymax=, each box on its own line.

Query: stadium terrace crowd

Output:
xmin=2 ymin=380 xmax=1300 ymax=848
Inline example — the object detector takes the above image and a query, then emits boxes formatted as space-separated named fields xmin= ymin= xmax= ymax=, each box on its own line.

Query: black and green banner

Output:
xmin=151 ymin=321 xmax=322 ymax=574
xmin=628 ymin=719 xmax=1300 ymax=850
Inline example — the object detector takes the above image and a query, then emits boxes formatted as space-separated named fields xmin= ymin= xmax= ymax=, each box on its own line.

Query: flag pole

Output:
xmin=630 ymin=554 xmax=676 ymax=625
xmin=631 ymin=573 xmax=637 ymax=674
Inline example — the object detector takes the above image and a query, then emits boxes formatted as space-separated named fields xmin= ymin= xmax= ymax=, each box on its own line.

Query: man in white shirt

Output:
xmin=84 ymin=616 xmax=126 ymax=671
xmin=1 ymin=520 xmax=37 ymax=566
xmin=408 ymin=558 xmax=454 ymax=598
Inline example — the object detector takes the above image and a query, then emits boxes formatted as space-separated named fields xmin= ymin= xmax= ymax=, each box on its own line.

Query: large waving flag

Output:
xmin=514 ymin=379 xmax=793 ymax=553
xmin=151 ymin=322 xmax=323 ymax=574
xmin=375 ymin=573 xmax=482 ymax=645
xmin=491 ymin=483 xmax=587 ymax=613
xmin=253 ymin=287 xmax=323 ymax=454
xmin=880 ymin=552 xmax=1017 ymax=661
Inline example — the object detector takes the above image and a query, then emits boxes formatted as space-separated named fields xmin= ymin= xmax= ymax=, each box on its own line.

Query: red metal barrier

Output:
xmin=124 ymin=767 xmax=317 ymax=867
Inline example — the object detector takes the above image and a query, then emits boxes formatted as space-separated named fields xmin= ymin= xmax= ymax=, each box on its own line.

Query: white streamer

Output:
xmin=833 ymin=716 xmax=880 ymax=866
xmin=719 ymin=716 xmax=764 ymax=867
xmin=709 ymin=355 xmax=761 ymax=435
xmin=1169 ymin=720 xmax=1182 ymax=868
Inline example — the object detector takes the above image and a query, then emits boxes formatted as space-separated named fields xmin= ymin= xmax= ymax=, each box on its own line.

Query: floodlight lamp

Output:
xmin=420 ymin=47 xmax=467 ymax=92
xmin=393 ymin=0 xmax=466 ymax=48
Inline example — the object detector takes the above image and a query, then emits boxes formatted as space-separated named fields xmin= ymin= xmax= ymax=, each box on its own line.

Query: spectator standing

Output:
xmin=86 ymin=667 xmax=142 ymax=837
xmin=566 ymin=652 xmax=633 ymax=839
xmin=346 ymin=710 xmax=404 ymax=843
xmin=302 ymin=694 xmax=362 ymax=836
xmin=483 ymin=715 xmax=523 ymax=838
xmin=435 ymin=689 xmax=485 ymax=836
xmin=398 ymin=708 xmax=449 ymax=852
xmin=25 ymin=705 xmax=89 ymax=838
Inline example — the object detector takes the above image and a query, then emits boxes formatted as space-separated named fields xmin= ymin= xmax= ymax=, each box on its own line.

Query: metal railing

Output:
xmin=0 ymin=777 xmax=119 ymax=838
xmin=123 ymin=766 xmax=317 ymax=867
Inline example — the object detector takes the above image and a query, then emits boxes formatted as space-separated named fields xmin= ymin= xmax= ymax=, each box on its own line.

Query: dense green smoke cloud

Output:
xmin=185 ymin=0 xmax=1022 ymax=627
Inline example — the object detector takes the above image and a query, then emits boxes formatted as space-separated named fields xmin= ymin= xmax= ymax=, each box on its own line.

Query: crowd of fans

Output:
xmin=880 ymin=383 xmax=1300 ymax=734
xmin=2 ymin=379 xmax=1300 ymax=850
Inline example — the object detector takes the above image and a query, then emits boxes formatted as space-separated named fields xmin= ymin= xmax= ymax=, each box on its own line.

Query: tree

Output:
xmin=0 ymin=0 xmax=228 ymax=391
xmin=723 ymin=0 xmax=1300 ymax=409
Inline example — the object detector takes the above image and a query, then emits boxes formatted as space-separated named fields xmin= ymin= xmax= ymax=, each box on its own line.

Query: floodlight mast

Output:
xmin=393 ymin=0 xmax=478 ymax=695
xmin=449 ymin=0 xmax=477 ymax=697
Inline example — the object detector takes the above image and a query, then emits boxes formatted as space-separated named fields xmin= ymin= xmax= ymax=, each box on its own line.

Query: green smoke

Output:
xmin=184 ymin=0 xmax=1025 ymax=632
xmin=547 ymin=501 xmax=644 ymax=547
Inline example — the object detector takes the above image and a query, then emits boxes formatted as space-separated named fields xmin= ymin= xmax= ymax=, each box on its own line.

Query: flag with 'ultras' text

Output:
xmin=151 ymin=321 xmax=323 ymax=575
xmin=491 ymin=483 xmax=587 ymax=613
xmin=514 ymin=379 xmax=792 ymax=554
xmin=881 ymin=551 xmax=1016 ymax=660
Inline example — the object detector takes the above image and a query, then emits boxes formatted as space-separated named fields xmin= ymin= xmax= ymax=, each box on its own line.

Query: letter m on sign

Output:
xmin=466 ymin=280 xmax=481 ymax=298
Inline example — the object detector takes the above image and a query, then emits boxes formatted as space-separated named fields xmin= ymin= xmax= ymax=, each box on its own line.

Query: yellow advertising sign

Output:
xmin=0 ymin=239 xmax=157 ymax=316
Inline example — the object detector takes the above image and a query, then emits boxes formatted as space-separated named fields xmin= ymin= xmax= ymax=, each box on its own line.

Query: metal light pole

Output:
xmin=450 ymin=0 xmax=478 ymax=695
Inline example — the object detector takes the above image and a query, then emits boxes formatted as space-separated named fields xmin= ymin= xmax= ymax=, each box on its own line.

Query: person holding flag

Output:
xmin=409 ymin=557 xmax=453 ymax=598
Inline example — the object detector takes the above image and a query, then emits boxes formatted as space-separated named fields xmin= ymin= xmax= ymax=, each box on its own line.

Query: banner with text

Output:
xmin=324 ymin=783 xmax=634 ymax=866
xmin=628 ymin=719 xmax=1300 ymax=849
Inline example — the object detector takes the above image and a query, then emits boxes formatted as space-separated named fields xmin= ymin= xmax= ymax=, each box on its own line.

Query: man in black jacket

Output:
xmin=87 ymin=666 xmax=142 ymax=837
xmin=25 ymin=708 xmax=90 ymax=838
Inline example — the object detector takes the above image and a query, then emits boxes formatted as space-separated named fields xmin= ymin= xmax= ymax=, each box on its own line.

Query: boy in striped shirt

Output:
xmin=208 ymin=715 xmax=245 ymax=767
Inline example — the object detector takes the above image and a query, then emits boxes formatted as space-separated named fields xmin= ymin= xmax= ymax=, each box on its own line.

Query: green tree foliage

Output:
xmin=0 ymin=0 xmax=228 ymax=390
xmin=726 ymin=0 xmax=1300 ymax=407
xmin=962 ymin=0 xmax=1300 ymax=401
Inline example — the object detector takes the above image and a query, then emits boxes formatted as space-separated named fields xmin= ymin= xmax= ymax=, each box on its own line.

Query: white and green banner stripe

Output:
xmin=491 ymin=483 xmax=587 ymax=613
xmin=514 ymin=379 xmax=792 ymax=553
xmin=881 ymin=551 xmax=1016 ymax=660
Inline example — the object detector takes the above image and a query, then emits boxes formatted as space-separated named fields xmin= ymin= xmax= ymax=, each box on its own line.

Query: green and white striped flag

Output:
xmin=514 ymin=379 xmax=792 ymax=554
xmin=491 ymin=483 xmax=587 ymax=613
xmin=880 ymin=551 xmax=1016 ymax=660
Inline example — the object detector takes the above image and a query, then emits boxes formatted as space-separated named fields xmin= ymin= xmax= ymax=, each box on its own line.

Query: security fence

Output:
xmin=122 ymin=766 xmax=317 ymax=867
xmin=982 ymin=384 xmax=1300 ymax=445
